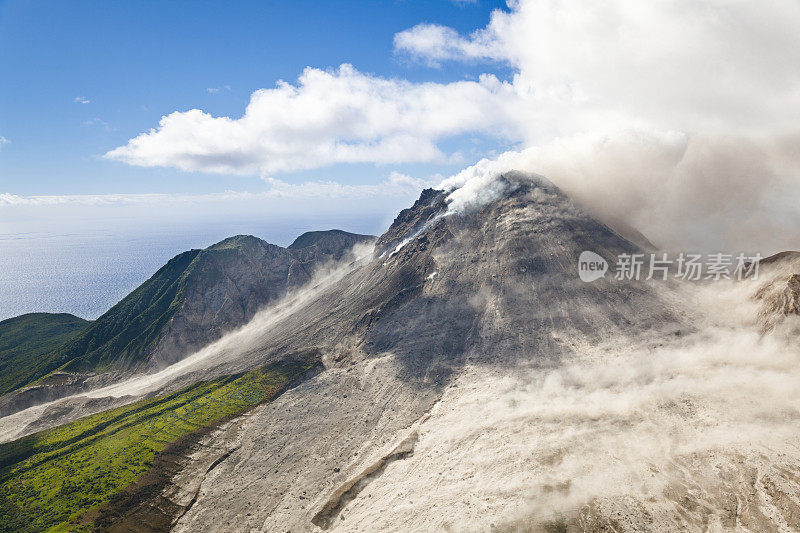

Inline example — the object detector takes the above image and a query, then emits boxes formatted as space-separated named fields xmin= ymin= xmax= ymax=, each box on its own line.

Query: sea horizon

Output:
xmin=0 ymin=214 xmax=385 ymax=321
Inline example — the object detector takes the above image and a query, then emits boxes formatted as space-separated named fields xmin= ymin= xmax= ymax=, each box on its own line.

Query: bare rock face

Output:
xmin=373 ymin=188 xmax=448 ymax=257
xmin=770 ymin=274 xmax=800 ymax=316
xmin=754 ymin=252 xmax=800 ymax=333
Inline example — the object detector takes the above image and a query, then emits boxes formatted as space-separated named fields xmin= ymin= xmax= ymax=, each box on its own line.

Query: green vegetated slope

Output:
xmin=31 ymin=237 xmax=264 ymax=380
xmin=0 ymin=356 xmax=317 ymax=533
xmin=0 ymin=313 xmax=90 ymax=396
xmin=55 ymin=249 xmax=203 ymax=374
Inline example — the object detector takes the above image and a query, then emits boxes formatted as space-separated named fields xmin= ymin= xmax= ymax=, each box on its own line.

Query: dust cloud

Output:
xmin=333 ymin=265 xmax=800 ymax=531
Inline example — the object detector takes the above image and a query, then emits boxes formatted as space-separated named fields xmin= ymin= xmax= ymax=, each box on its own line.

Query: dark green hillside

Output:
xmin=288 ymin=228 xmax=373 ymax=251
xmin=54 ymin=233 xmax=367 ymax=376
xmin=55 ymin=249 xmax=203 ymax=374
xmin=0 ymin=313 xmax=90 ymax=396
xmin=289 ymin=229 xmax=352 ymax=249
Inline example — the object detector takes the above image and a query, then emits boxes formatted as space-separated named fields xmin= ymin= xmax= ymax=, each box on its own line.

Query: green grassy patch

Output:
xmin=0 ymin=356 xmax=317 ymax=532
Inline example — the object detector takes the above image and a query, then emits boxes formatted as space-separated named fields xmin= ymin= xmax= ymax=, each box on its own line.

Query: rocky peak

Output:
xmin=288 ymin=229 xmax=374 ymax=263
xmin=756 ymin=267 xmax=800 ymax=332
xmin=373 ymin=188 xmax=448 ymax=257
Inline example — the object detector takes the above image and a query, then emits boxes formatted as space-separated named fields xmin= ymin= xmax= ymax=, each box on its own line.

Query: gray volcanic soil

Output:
xmin=7 ymin=173 xmax=800 ymax=531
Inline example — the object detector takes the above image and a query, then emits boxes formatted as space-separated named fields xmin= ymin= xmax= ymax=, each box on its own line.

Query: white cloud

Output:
xmin=106 ymin=65 xmax=522 ymax=175
xmin=393 ymin=23 xmax=499 ymax=66
xmin=206 ymin=85 xmax=232 ymax=94
xmin=0 ymin=136 xmax=8 ymax=149
xmin=397 ymin=0 xmax=800 ymax=137
xmin=82 ymin=118 xmax=113 ymax=131
xmin=104 ymin=1 xmax=800 ymax=252
xmin=73 ymin=96 xmax=91 ymax=104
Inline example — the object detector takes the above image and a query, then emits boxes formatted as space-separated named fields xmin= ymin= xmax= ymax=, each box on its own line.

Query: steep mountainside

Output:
xmin=0 ymin=231 xmax=372 ymax=413
xmin=81 ymin=173 xmax=680 ymax=532
xmin=4 ymin=174 xmax=799 ymax=532
xmin=0 ymin=314 xmax=90 ymax=396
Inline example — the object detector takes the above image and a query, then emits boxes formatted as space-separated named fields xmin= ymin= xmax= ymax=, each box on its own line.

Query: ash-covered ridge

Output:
xmin=0 ymin=229 xmax=374 ymax=418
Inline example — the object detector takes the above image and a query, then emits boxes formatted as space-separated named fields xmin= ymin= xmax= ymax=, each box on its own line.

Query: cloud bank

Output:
xmin=0 ymin=171 xmax=432 ymax=207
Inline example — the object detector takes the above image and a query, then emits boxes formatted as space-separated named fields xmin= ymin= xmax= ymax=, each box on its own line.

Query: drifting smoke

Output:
xmin=418 ymin=0 xmax=800 ymax=254
xmin=439 ymin=131 xmax=800 ymax=254
xmin=333 ymin=261 xmax=800 ymax=531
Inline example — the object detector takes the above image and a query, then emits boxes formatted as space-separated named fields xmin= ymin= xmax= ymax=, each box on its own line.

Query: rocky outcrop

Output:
xmin=755 ymin=252 xmax=800 ymax=332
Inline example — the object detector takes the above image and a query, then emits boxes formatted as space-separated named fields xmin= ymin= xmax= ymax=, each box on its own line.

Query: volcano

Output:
xmin=2 ymin=173 xmax=800 ymax=532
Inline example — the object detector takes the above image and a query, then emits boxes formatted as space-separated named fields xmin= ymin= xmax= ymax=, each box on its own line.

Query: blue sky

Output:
xmin=0 ymin=0 xmax=510 ymax=196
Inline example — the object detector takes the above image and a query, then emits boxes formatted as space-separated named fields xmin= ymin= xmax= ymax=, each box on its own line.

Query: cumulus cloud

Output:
xmin=397 ymin=0 xmax=800 ymax=135
xmin=393 ymin=23 xmax=499 ymax=66
xmin=73 ymin=96 xmax=91 ymax=104
xmin=0 ymin=136 xmax=8 ymax=149
xmin=106 ymin=65 xmax=521 ymax=175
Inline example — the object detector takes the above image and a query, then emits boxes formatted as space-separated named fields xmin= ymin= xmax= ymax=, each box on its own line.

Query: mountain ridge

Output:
xmin=0 ymin=229 xmax=373 ymax=415
xmin=0 ymin=313 xmax=90 ymax=396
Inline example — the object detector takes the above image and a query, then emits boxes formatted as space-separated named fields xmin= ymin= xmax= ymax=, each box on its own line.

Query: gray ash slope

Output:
xmin=148 ymin=230 xmax=374 ymax=371
xmin=149 ymin=174 xmax=687 ymax=532
xmin=10 ymin=172 xmax=800 ymax=531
